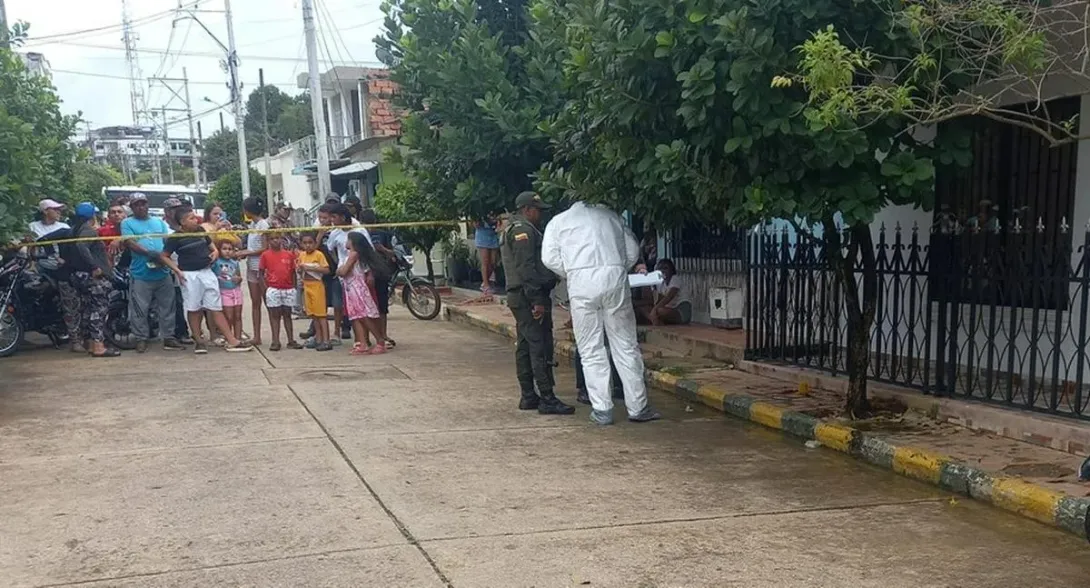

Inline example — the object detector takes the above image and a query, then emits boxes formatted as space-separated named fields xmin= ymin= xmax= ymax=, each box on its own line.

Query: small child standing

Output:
xmin=259 ymin=235 xmax=302 ymax=351
xmin=336 ymin=231 xmax=384 ymax=355
xmin=297 ymin=233 xmax=332 ymax=351
xmin=211 ymin=240 xmax=244 ymax=343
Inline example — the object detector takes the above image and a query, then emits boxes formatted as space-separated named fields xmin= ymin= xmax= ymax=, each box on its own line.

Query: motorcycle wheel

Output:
xmin=403 ymin=278 xmax=442 ymax=321
xmin=0 ymin=309 xmax=24 ymax=358
xmin=106 ymin=303 xmax=139 ymax=350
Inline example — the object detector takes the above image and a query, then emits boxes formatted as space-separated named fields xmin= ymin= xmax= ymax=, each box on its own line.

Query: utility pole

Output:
xmin=302 ymin=0 xmax=331 ymax=198
xmin=183 ymin=67 xmax=200 ymax=187
xmin=219 ymin=112 xmax=225 ymax=133
xmin=1 ymin=0 xmax=9 ymax=49
xmin=161 ymin=106 xmax=174 ymax=184
xmin=197 ymin=121 xmax=205 ymax=184
xmin=224 ymin=0 xmax=250 ymax=200
xmin=259 ymin=68 xmax=274 ymax=213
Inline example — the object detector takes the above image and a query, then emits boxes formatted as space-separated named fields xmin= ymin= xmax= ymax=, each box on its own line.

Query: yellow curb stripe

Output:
xmin=814 ymin=423 xmax=854 ymax=453
xmin=696 ymin=384 xmax=728 ymax=408
xmin=749 ymin=402 xmax=784 ymax=430
xmin=892 ymin=446 xmax=947 ymax=484
xmin=650 ymin=371 xmax=680 ymax=389
xmin=990 ymin=477 xmax=1064 ymax=524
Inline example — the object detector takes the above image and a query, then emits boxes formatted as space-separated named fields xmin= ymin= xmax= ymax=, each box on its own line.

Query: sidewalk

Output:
xmin=446 ymin=302 xmax=1090 ymax=541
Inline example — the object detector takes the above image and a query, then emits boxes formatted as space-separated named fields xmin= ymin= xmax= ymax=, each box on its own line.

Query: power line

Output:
xmin=25 ymin=39 xmax=381 ymax=65
xmin=25 ymin=0 xmax=204 ymax=44
xmin=51 ymin=68 xmax=300 ymax=87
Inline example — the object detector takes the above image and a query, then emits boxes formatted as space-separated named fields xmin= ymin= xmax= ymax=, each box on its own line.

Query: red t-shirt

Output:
xmin=259 ymin=249 xmax=296 ymax=289
xmin=98 ymin=223 xmax=120 ymax=240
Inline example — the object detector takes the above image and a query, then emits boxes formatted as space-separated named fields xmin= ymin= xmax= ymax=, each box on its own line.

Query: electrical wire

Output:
xmin=51 ymin=68 xmax=298 ymax=87
xmin=24 ymin=0 xmax=204 ymax=44
xmin=24 ymin=40 xmax=381 ymax=65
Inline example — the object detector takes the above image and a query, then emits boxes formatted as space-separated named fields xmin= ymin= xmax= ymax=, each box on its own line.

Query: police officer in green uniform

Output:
xmin=501 ymin=191 xmax=576 ymax=415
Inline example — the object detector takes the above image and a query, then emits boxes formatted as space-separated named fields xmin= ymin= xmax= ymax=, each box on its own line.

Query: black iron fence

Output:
xmin=746 ymin=221 xmax=1090 ymax=420
xmin=665 ymin=222 xmax=746 ymax=274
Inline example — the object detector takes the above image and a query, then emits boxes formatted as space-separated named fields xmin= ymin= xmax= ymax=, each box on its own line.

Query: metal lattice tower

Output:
xmin=121 ymin=0 xmax=146 ymax=125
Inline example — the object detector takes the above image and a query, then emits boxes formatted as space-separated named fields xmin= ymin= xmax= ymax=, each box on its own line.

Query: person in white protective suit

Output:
xmin=541 ymin=202 xmax=662 ymax=425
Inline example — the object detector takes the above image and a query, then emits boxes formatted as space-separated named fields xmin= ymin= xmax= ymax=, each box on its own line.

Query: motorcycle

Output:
xmin=105 ymin=266 xmax=158 ymax=350
xmin=390 ymin=243 xmax=442 ymax=321
xmin=0 ymin=252 xmax=70 ymax=357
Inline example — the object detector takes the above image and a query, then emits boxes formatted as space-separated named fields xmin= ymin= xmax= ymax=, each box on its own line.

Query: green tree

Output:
xmin=373 ymin=179 xmax=451 ymax=280
xmin=532 ymin=0 xmax=1078 ymax=416
xmin=202 ymin=129 xmax=239 ymax=182
xmin=273 ymin=97 xmax=314 ymax=147
xmin=208 ymin=167 xmax=266 ymax=224
xmin=0 ymin=22 xmax=79 ymax=241
xmin=375 ymin=0 xmax=555 ymax=221
xmin=72 ymin=160 xmax=124 ymax=209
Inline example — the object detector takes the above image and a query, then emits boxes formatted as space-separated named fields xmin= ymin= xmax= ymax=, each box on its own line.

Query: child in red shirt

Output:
xmin=258 ymin=235 xmax=301 ymax=350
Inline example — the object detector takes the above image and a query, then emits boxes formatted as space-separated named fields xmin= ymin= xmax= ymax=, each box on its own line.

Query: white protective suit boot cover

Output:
xmin=568 ymin=266 xmax=649 ymax=418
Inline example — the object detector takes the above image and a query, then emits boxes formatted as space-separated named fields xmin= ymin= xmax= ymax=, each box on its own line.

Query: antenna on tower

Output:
xmin=121 ymin=0 xmax=146 ymax=126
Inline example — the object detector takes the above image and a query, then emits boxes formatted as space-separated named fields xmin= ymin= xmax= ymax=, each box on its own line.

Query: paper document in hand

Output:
xmin=628 ymin=270 xmax=664 ymax=288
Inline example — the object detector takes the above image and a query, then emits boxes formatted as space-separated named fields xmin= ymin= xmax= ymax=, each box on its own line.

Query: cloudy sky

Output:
xmin=8 ymin=0 xmax=385 ymax=140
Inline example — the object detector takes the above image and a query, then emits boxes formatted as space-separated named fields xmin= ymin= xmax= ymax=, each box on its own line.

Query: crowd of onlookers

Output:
xmin=22 ymin=191 xmax=398 ymax=357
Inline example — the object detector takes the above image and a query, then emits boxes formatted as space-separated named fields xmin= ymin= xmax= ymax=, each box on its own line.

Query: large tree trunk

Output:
xmin=826 ymin=222 xmax=879 ymax=419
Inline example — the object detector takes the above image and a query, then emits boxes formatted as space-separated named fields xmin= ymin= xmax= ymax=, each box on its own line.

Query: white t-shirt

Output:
xmin=28 ymin=220 xmax=69 ymax=239
xmin=656 ymin=274 xmax=689 ymax=308
xmin=328 ymin=219 xmax=372 ymax=269
xmin=247 ymin=218 xmax=269 ymax=251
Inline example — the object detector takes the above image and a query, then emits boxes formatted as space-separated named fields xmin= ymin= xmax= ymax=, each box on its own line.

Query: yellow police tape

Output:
xmin=27 ymin=220 xmax=462 ymax=247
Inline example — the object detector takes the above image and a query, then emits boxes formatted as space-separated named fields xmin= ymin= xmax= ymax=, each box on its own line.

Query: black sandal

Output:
xmin=385 ymin=338 xmax=396 ymax=348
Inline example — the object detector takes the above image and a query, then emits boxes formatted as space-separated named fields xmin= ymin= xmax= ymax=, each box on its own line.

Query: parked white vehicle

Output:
xmin=102 ymin=184 xmax=208 ymax=219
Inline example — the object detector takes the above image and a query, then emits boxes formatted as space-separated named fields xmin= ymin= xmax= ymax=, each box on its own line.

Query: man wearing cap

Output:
xmin=500 ymin=191 xmax=575 ymax=415
xmin=121 ymin=193 xmax=185 ymax=352
xmin=542 ymin=201 xmax=661 ymax=425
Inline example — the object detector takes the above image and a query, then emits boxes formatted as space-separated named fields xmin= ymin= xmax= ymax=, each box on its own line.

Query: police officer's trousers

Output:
xmin=508 ymin=289 xmax=555 ymax=397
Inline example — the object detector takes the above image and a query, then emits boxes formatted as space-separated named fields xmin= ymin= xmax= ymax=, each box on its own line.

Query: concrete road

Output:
xmin=1 ymin=308 xmax=1087 ymax=587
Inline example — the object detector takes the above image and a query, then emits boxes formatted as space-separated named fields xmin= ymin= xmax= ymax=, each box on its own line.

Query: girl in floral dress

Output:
xmin=337 ymin=232 xmax=384 ymax=355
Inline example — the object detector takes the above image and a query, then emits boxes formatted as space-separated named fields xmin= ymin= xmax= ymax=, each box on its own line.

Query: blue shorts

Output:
xmin=474 ymin=225 xmax=500 ymax=249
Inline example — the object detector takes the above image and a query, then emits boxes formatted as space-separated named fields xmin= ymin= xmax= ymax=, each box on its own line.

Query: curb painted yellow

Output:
xmin=814 ymin=423 xmax=854 ymax=453
xmin=650 ymin=371 xmax=680 ymax=390
xmin=990 ymin=477 xmax=1064 ymax=525
xmin=892 ymin=447 xmax=947 ymax=484
xmin=749 ymin=402 xmax=785 ymax=430
xmin=696 ymin=384 xmax=728 ymax=408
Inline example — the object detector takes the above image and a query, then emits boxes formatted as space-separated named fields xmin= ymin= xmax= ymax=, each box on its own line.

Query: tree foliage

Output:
xmin=0 ymin=22 xmax=79 ymax=242
xmin=373 ymin=179 xmax=450 ymax=279
xmin=243 ymin=86 xmax=314 ymax=159
xmin=208 ymin=167 xmax=266 ymax=224
xmin=386 ymin=0 xmax=1079 ymax=415
xmin=72 ymin=160 xmax=124 ymax=209
xmin=376 ymin=0 xmax=554 ymax=220
xmin=201 ymin=129 xmax=239 ymax=182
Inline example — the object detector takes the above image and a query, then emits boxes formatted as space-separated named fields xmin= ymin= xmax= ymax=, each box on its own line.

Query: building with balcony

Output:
xmin=281 ymin=66 xmax=402 ymax=209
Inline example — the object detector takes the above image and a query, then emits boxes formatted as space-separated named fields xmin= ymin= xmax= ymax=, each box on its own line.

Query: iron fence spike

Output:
xmin=1061 ymin=216 xmax=1070 ymax=234
xmin=1036 ymin=216 xmax=1046 ymax=232
xmin=1013 ymin=217 xmax=1023 ymax=234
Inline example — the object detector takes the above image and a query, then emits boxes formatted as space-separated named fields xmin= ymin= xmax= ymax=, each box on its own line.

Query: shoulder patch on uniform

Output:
xmin=514 ymin=233 xmax=529 ymax=241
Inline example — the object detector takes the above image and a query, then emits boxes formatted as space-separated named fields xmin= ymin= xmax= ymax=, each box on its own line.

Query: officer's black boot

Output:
xmin=576 ymin=388 xmax=590 ymax=405
xmin=518 ymin=390 xmax=541 ymax=410
xmin=538 ymin=391 xmax=576 ymax=415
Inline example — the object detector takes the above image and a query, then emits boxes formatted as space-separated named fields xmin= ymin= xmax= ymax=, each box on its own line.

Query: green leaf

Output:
xmin=655 ymin=31 xmax=674 ymax=47
xmin=724 ymin=137 xmax=744 ymax=154
xmin=688 ymin=10 xmax=707 ymax=23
